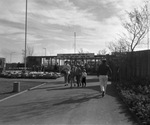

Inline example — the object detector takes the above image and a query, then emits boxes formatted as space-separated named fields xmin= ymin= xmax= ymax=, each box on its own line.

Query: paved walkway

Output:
xmin=0 ymin=76 xmax=139 ymax=125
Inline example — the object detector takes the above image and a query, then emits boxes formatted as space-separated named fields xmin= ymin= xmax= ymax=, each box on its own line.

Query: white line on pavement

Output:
xmin=0 ymin=83 xmax=46 ymax=103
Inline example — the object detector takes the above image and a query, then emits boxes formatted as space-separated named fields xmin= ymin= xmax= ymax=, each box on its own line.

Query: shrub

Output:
xmin=115 ymin=80 xmax=150 ymax=125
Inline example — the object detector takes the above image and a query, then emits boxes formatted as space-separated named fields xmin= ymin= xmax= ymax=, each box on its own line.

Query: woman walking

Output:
xmin=97 ymin=59 xmax=112 ymax=97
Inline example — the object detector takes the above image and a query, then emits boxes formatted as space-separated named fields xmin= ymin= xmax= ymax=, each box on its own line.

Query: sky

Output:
xmin=0 ymin=0 xmax=147 ymax=63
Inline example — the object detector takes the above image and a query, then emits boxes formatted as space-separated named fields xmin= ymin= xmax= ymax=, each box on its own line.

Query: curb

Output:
xmin=0 ymin=83 xmax=46 ymax=102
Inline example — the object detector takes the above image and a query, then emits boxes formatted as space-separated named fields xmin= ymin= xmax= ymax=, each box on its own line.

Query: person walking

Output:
xmin=61 ymin=61 xmax=71 ymax=86
xmin=97 ymin=58 xmax=112 ymax=97
xmin=75 ymin=64 xmax=82 ymax=87
xmin=69 ymin=65 xmax=77 ymax=88
xmin=81 ymin=69 xmax=87 ymax=87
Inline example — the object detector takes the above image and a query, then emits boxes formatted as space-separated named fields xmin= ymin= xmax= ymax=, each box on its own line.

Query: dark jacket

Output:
xmin=76 ymin=67 xmax=82 ymax=76
xmin=97 ymin=64 xmax=112 ymax=76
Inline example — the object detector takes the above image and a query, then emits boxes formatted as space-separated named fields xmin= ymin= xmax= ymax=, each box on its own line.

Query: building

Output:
xmin=0 ymin=58 xmax=6 ymax=73
xmin=26 ymin=53 xmax=115 ymax=73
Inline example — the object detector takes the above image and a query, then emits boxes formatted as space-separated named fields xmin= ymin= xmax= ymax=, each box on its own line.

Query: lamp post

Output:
xmin=24 ymin=0 xmax=28 ymax=71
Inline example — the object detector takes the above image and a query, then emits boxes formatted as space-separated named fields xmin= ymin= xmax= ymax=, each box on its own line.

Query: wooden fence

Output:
xmin=119 ymin=50 xmax=150 ymax=80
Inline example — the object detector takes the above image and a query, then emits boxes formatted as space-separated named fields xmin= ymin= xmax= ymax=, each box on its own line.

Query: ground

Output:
xmin=0 ymin=76 xmax=138 ymax=125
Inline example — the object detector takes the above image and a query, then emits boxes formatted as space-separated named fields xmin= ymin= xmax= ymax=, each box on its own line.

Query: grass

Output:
xmin=0 ymin=78 xmax=46 ymax=100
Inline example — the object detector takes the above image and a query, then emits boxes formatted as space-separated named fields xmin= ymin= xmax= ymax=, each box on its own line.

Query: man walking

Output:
xmin=97 ymin=58 xmax=112 ymax=97
xmin=61 ymin=61 xmax=71 ymax=86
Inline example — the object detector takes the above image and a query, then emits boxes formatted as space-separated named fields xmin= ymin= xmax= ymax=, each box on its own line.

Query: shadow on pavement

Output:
xmin=53 ymin=93 xmax=102 ymax=106
xmin=31 ymin=77 xmax=99 ymax=91
xmin=46 ymin=82 xmax=138 ymax=125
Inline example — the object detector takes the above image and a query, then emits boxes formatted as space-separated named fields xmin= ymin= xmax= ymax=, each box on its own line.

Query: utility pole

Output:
xmin=74 ymin=32 xmax=76 ymax=53
xmin=24 ymin=0 xmax=28 ymax=71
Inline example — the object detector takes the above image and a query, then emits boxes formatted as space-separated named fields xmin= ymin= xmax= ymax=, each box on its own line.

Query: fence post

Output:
xmin=13 ymin=82 xmax=20 ymax=92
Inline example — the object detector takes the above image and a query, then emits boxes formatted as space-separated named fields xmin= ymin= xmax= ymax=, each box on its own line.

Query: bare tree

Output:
xmin=122 ymin=3 xmax=149 ymax=52
xmin=27 ymin=46 xmax=34 ymax=56
xmin=22 ymin=46 xmax=34 ymax=56
xmin=78 ymin=48 xmax=90 ymax=53
xmin=108 ymin=37 xmax=130 ymax=53
xmin=22 ymin=46 xmax=34 ymax=62
xmin=107 ymin=41 xmax=118 ymax=52
xmin=108 ymin=3 xmax=149 ymax=53
xmin=97 ymin=49 xmax=107 ymax=55
xmin=78 ymin=48 xmax=84 ymax=53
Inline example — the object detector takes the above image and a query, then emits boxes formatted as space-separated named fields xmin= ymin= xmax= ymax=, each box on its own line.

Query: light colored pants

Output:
xmin=99 ymin=75 xmax=108 ymax=92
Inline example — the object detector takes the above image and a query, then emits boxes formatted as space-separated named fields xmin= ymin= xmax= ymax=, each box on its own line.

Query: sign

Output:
xmin=57 ymin=53 xmax=94 ymax=59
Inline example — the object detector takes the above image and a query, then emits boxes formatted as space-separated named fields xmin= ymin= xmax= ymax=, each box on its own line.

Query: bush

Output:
xmin=0 ymin=71 xmax=62 ymax=79
xmin=116 ymin=80 xmax=150 ymax=125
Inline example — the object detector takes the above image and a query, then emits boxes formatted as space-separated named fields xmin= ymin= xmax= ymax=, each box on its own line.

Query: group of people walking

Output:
xmin=61 ymin=59 xmax=112 ymax=97
xmin=61 ymin=61 xmax=87 ymax=88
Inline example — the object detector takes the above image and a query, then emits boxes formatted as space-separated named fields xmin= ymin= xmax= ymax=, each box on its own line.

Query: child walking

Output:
xmin=81 ymin=69 xmax=87 ymax=87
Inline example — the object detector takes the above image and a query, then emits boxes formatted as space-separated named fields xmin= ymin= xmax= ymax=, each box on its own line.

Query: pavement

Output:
xmin=0 ymin=76 xmax=139 ymax=125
